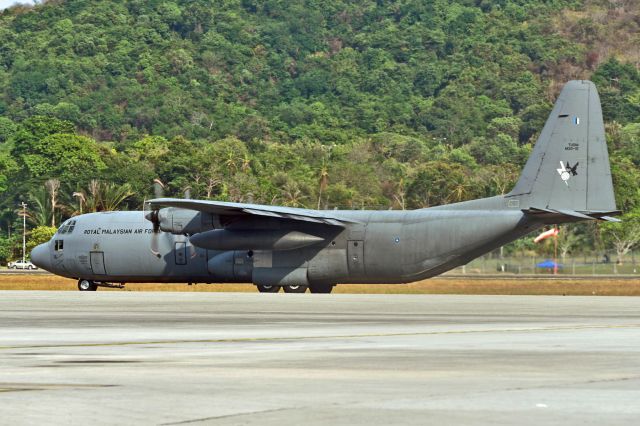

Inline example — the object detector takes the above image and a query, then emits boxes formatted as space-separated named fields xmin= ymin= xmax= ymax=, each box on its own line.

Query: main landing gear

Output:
xmin=257 ymin=284 xmax=281 ymax=293
xmin=255 ymin=284 xmax=335 ymax=293
xmin=309 ymin=283 xmax=334 ymax=294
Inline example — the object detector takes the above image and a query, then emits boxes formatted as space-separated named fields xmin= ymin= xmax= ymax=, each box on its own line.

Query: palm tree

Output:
xmin=0 ymin=207 xmax=16 ymax=237
xmin=448 ymin=179 xmax=471 ymax=203
xmin=69 ymin=180 xmax=134 ymax=213
xmin=101 ymin=182 xmax=134 ymax=211
xmin=85 ymin=180 xmax=101 ymax=212
xmin=225 ymin=151 xmax=237 ymax=174
xmin=72 ymin=192 xmax=85 ymax=215
xmin=28 ymin=187 xmax=51 ymax=227
xmin=205 ymin=176 xmax=222 ymax=198
xmin=392 ymin=178 xmax=406 ymax=210
xmin=317 ymin=162 xmax=329 ymax=209
xmin=241 ymin=153 xmax=251 ymax=173
xmin=44 ymin=178 xmax=60 ymax=227
xmin=281 ymin=182 xmax=307 ymax=207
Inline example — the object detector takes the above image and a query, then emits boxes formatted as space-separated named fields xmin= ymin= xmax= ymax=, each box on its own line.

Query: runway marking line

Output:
xmin=0 ymin=383 xmax=116 ymax=393
xmin=159 ymin=407 xmax=291 ymax=425
xmin=1 ymin=323 xmax=639 ymax=350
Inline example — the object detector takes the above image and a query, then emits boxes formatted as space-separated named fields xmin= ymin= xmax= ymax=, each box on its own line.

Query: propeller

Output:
xmin=145 ymin=179 xmax=199 ymax=259
xmin=146 ymin=179 xmax=165 ymax=257
xmin=146 ymin=208 xmax=162 ymax=257
xmin=182 ymin=186 xmax=197 ymax=258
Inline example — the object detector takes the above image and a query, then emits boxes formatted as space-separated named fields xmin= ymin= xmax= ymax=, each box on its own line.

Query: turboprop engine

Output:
xmin=146 ymin=207 xmax=215 ymax=235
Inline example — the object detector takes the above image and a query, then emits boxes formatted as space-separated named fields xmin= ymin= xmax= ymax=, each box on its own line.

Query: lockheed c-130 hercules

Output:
xmin=31 ymin=81 xmax=620 ymax=293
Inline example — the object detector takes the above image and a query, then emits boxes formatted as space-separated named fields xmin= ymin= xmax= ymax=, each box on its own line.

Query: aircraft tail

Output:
xmin=507 ymin=80 xmax=619 ymax=222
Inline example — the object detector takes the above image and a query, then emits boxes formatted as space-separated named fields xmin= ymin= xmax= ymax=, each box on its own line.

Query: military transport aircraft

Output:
xmin=31 ymin=80 xmax=619 ymax=293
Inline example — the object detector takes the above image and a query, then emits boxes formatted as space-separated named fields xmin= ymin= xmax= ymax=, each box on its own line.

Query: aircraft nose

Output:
xmin=30 ymin=243 xmax=51 ymax=271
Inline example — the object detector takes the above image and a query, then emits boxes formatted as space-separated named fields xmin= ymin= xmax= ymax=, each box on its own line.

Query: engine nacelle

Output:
xmin=156 ymin=208 xmax=215 ymax=235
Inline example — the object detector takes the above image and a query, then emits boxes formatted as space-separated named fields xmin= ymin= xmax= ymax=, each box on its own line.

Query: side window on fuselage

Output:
xmin=54 ymin=240 xmax=64 ymax=251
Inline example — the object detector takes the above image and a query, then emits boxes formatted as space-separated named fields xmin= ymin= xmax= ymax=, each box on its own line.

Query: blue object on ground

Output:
xmin=536 ymin=259 xmax=563 ymax=269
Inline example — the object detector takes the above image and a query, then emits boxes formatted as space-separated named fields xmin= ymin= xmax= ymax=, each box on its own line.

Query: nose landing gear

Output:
xmin=78 ymin=279 xmax=97 ymax=291
xmin=77 ymin=279 xmax=125 ymax=291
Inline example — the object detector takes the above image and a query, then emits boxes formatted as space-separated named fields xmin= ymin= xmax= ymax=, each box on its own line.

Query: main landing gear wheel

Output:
xmin=78 ymin=279 xmax=98 ymax=292
xmin=283 ymin=285 xmax=307 ymax=293
xmin=309 ymin=283 xmax=334 ymax=294
xmin=257 ymin=285 xmax=281 ymax=293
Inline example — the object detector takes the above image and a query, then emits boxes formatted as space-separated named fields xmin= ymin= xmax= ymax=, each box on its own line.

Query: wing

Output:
xmin=148 ymin=198 xmax=360 ymax=227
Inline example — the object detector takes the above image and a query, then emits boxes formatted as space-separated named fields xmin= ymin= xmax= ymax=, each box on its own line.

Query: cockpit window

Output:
xmin=58 ymin=220 xmax=76 ymax=235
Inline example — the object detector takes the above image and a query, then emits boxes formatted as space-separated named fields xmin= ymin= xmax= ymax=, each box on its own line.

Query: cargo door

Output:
xmin=90 ymin=251 xmax=107 ymax=275
xmin=347 ymin=240 xmax=364 ymax=275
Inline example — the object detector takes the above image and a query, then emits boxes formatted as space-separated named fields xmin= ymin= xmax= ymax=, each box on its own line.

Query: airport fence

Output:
xmin=451 ymin=252 xmax=640 ymax=276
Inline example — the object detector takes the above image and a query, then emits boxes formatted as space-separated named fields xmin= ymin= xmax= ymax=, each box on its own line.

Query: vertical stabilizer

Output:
xmin=508 ymin=80 xmax=617 ymax=213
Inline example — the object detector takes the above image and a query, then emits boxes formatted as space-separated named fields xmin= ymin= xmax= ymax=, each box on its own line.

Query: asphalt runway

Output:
xmin=1 ymin=292 xmax=640 ymax=425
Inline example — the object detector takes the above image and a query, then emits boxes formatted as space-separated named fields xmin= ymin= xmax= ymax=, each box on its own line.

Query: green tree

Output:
xmin=0 ymin=117 xmax=17 ymax=143
xmin=0 ymin=152 xmax=18 ymax=194
xmin=0 ymin=235 xmax=19 ymax=264
xmin=16 ymin=133 xmax=106 ymax=183
xmin=601 ymin=209 xmax=640 ymax=265
xmin=26 ymin=225 xmax=56 ymax=256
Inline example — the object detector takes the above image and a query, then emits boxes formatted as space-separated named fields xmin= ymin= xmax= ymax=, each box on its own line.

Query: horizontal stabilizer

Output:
xmin=600 ymin=216 xmax=622 ymax=223
xmin=524 ymin=207 xmax=621 ymax=223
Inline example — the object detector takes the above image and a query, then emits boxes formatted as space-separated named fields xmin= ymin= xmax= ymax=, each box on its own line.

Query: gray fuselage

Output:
xmin=32 ymin=196 xmax=542 ymax=286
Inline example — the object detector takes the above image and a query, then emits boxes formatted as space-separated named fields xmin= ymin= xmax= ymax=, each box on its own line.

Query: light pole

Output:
xmin=21 ymin=202 xmax=26 ymax=263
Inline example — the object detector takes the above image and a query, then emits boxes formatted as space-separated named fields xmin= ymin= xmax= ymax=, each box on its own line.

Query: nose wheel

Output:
xmin=78 ymin=279 xmax=98 ymax=291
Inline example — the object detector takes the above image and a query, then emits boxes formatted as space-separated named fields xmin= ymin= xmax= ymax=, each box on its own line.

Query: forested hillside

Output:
xmin=0 ymin=0 xmax=639 ymax=261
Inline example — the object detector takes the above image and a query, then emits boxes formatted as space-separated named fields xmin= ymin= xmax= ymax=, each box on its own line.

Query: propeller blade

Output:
xmin=188 ymin=241 xmax=197 ymax=259
xmin=150 ymin=231 xmax=160 ymax=257
xmin=144 ymin=205 xmax=162 ymax=257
